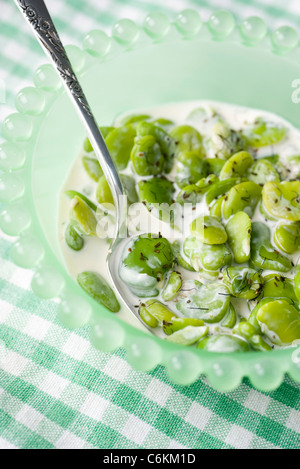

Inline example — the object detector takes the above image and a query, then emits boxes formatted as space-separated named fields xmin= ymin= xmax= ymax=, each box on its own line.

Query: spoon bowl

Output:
xmin=107 ymin=232 xmax=162 ymax=335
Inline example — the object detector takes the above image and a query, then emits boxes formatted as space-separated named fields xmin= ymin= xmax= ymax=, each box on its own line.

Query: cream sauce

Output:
xmin=58 ymin=100 xmax=300 ymax=340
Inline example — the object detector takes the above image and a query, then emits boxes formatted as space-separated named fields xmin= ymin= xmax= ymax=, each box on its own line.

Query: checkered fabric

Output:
xmin=0 ymin=0 xmax=300 ymax=450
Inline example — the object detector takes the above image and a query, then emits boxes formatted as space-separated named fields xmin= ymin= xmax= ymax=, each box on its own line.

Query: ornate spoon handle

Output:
xmin=14 ymin=0 xmax=124 ymax=228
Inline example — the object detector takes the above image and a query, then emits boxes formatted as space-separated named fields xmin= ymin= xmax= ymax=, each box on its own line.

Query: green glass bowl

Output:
xmin=1 ymin=9 xmax=300 ymax=392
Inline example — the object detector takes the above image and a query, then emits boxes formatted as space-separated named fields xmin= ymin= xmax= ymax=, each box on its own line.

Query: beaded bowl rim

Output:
xmin=1 ymin=8 xmax=300 ymax=393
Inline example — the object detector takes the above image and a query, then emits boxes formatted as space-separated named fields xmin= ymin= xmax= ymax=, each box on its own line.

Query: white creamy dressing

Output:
xmin=58 ymin=100 xmax=300 ymax=339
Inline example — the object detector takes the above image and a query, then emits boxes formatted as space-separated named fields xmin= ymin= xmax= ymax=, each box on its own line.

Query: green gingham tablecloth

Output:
xmin=0 ymin=0 xmax=300 ymax=450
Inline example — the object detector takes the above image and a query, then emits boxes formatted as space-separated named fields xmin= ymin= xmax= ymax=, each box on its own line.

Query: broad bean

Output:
xmin=172 ymin=241 xmax=196 ymax=272
xmin=106 ymin=124 xmax=136 ymax=170
xmin=275 ymin=161 xmax=289 ymax=181
xmin=77 ymin=271 xmax=120 ymax=312
xmin=83 ymin=137 xmax=93 ymax=153
xmin=65 ymin=223 xmax=84 ymax=251
xmin=295 ymin=267 xmax=300 ymax=303
xmin=138 ymin=177 xmax=174 ymax=206
xmin=226 ymin=211 xmax=251 ymax=264
xmin=219 ymin=151 xmax=254 ymax=180
xmin=176 ymin=282 xmax=231 ymax=323
xmin=161 ymin=271 xmax=182 ymax=301
xmin=120 ymin=234 xmax=175 ymax=297
xmin=197 ymin=334 xmax=250 ymax=352
xmin=234 ymin=320 xmax=272 ymax=351
xmin=82 ymin=156 xmax=103 ymax=182
xmin=249 ymin=335 xmax=272 ymax=352
xmin=262 ymin=274 xmax=298 ymax=305
xmin=223 ymin=267 xmax=263 ymax=300
xmin=262 ymin=181 xmax=300 ymax=221
xmin=205 ymin=178 xmax=239 ymax=205
xmin=183 ymin=236 xmax=232 ymax=272
xmin=250 ymin=222 xmax=292 ymax=273
xmin=141 ymin=300 xmax=176 ymax=324
xmin=121 ymin=175 xmax=139 ymax=205
xmin=101 ymin=126 xmax=116 ymax=139
xmin=176 ymin=175 xmax=218 ymax=205
xmin=248 ymin=159 xmax=280 ymax=185
xmin=274 ymin=222 xmax=300 ymax=254
xmin=234 ymin=321 xmax=258 ymax=340
xmin=175 ymin=151 xmax=208 ymax=188
xmin=243 ymin=118 xmax=286 ymax=148
xmin=96 ymin=175 xmax=114 ymax=205
xmin=120 ymin=114 xmax=150 ymax=126
xmin=139 ymin=306 xmax=159 ymax=328
xmin=209 ymin=195 xmax=225 ymax=218
xmin=257 ymin=299 xmax=300 ymax=345
xmin=190 ymin=216 xmax=228 ymax=245
xmin=248 ymin=298 xmax=274 ymax=331
xmin=131 ymin=135 xmax=165 ymax=176
xmin=222 ymin=181 xmax=262 ymax=219
xmin=170 ymin=125 xmax=204 ymax=155
xmin=97 ymin=174 xmax=138 ymax=206
xmin=263 ymin=154 xmax=279 ymax=165
xmin=287 ymin=155 xmax=300 ymax=164
xmin=163 ymin=317 xmax=204 ymax=335
xmin=187 ymin=106 xmax=220 ymax=124
xmin=211 ymin=123 xmax=247 ymax=159
xmin=221 ymin=303 xmax=237 ymax=329
xmin=165 ymin=325 xmax=208 ymax=345
xmin=152 ymin=118 xmax=174 ymax=129
xmin=206 ymin=158 xmax=226 ymax=176
xmin=65 ymin=190 xmax=97 ymax=212
xmin=248 ymin=296 xmax=296 ymax=331
xmin=70 ymin=196 xmax=98 ymax=236
xmin=136 ymin=121 xmax=175 ymax=166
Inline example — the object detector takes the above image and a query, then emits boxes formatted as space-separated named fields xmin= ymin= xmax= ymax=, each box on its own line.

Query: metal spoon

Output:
xmin=15 ymin=0 xmax=150 ymax=330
